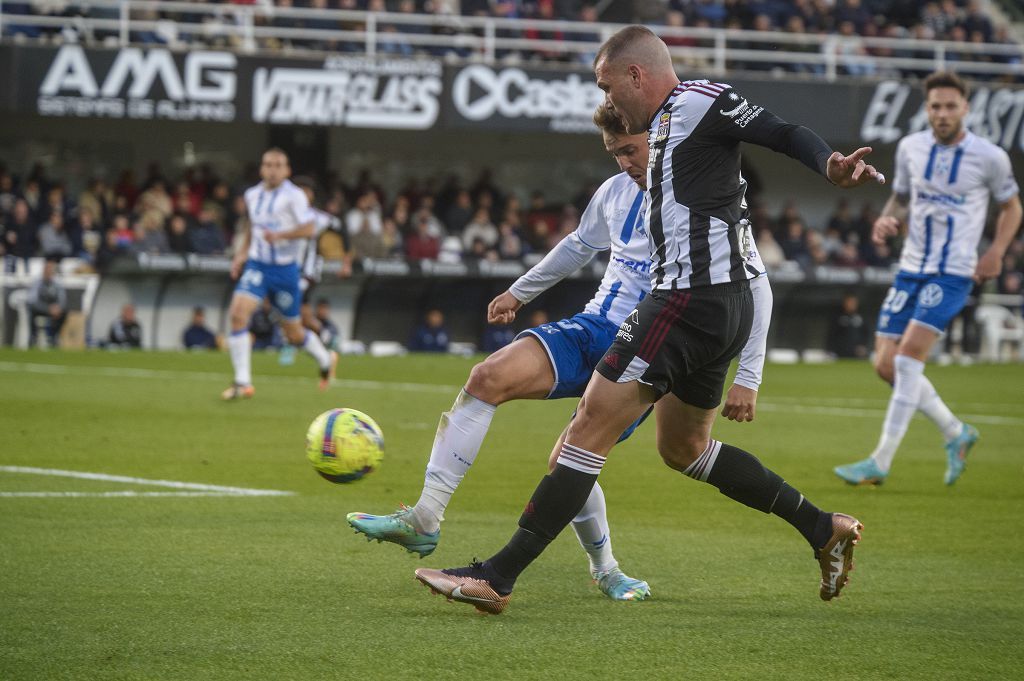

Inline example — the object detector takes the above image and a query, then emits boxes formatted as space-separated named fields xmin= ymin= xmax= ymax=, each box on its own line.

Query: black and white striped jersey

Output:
xmin=645 ymin=80 xmax=834 ymax=291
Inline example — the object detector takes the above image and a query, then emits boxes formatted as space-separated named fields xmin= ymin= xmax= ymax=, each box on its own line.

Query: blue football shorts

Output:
xmin=876 ymin=271 xmax=974 ymax=337
xmin=234 ymin=261 xmax=302 ymax=321
xmin=516 ymin=311 xmax=652 ymax=443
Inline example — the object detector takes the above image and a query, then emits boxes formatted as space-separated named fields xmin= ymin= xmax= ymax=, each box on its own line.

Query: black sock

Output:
xmin=488 ymin=463 xmax=598 ymax=586
xmin=699 ymin=442 xmax=830 ymax=549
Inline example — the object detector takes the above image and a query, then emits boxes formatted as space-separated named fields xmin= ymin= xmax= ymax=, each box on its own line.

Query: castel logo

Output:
xmin=451 ymin=65 xmax=603 ymax=133
xmin=37 ymin=45 xmax=236 ymax=121
xmin=253 ymin=56 xmax=441 ymax=129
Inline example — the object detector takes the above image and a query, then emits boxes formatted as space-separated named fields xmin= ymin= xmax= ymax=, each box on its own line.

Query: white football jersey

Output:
xmin=244 ymin=179 xmax=315 ymax=266
xmin=577 ymin=172 xmax=653 ymax=326
xmin=893 ymin=129 xmax=1019 ymax=278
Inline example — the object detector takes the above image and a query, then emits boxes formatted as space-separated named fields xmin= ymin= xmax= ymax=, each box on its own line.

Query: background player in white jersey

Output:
xmin=278 ymin=177 xmax=347 ymax=366
xmin=221 ymin=149 xmax=338 ymax=400
xmin=348 ymin=105 xmax=774 ymax=601
xmin=835 ymin=72 xmax=1021 ymax=486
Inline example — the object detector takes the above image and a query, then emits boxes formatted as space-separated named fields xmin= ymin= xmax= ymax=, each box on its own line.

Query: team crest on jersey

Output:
xmin=719 ymin=91 xmax=749 ymax=118
xmin=919 ymin=283 xmax=944 ymax=308
xmin=275 ymin=291 xmax=294 ymax=310
xmin=655 ymin=112 xmax=671 ymax=142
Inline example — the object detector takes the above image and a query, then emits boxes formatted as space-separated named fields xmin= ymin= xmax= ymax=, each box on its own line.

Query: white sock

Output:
xmin=411 ymin=389 xmax=497 ymax=533
xmin=917 ymin=375 xmax=963 ymax=442
xmin=571 ymin=482 xmax=618 ymax=576
xmin=228 ymin=329 xmax=252 ymax=386
xmin=301 ymin=329 xmax=331 ymax=369
xmin=871 ymin=355 xmax=925 ymax=472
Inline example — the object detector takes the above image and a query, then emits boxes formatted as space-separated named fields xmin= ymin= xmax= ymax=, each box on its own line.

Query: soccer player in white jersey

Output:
xmin=348 ymin=105 xmax=774 ymax=601
xmin=221 ymin=149 xmax=338 ymax=400
xmin=835 ymin=72 xmax=1022 ymax=486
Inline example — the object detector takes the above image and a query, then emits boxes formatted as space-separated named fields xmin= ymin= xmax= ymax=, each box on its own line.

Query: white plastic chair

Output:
xmin=975 ymin=304 xmax=1024 ymax=362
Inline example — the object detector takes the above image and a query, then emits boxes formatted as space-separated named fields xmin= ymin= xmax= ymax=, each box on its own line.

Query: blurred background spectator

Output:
xmin=108 ymin=304 xmax=143 ymax=349
xmin=27 ymin=259 xmax=66 ymax=347
xmin=183 ymin=306 xmax=219 ymax=350
xmin=410 ymin=308 xmax=450 ymax=352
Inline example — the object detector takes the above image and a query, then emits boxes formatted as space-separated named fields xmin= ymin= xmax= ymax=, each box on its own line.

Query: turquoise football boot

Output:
xmin=595 ymin=567 xmax=650 ymax=601
xmin=834 ymin=457 xmax=888 ymax=486
xmin=944 ymin=423 xmax=979 ymax=486
xmin=346 ymin=505 xmax=439 ymax=558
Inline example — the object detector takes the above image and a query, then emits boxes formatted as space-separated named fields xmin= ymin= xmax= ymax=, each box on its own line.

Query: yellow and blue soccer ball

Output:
xmin=305 ymin=408 xmax=384 ymax=483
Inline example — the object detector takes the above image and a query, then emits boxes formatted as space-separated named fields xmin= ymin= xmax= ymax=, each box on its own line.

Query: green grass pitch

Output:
xmin=1 ymin=349 xmax=1022 ymax=680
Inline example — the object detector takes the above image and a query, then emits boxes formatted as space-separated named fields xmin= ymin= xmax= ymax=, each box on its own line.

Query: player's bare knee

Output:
xmin=657 ymin=436 xmax=705 ymax=473
xmin=874 ymin=356 xmax=894 ymax=384
xmin=465 ymin=360 xmax=507 ymax=404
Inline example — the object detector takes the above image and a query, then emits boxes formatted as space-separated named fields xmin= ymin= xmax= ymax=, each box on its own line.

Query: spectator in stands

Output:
xmin=779 ymin=219 xmax=811 ymax=265
xmin=167 ymin=213 xmax=191 ymax=254
xmin=346 ymin=190 xmax=383 ymax=238
xmin=132 ymin=212 xmax=170 ymax=254
xmin=108 ymin=303 xmax=143 ymax=349
xmin=21 ymin=178 xmax=42 ymax=220
xmin=409 ymin=308 xmax=450 ymax=352
xmin=137 ymin=179 xmax=173 ymax=224
xmin=183 ymin=306 xmax=218 ymax=350
xmin=27 ymin=259 xmax=67 ymax=347
xmin=350 ymin=216 xmax=388 ymax=260
xmin=78 ymin=178 xmax=112 ymax=228
xmin=416 ymin=196 xmax=446 ymax=238
xmin=828 ymin=199 xmax=856 ymax=239
xmin=461 ymin=208 xmax=498 ymax=251
xmin=189 ymin=207 xmax=226 ymax=254
xmin=482 ymin=321 xmax=516 ymax=353
xmin=444 ymin=189 xmax=474 ymax=235
xmin=250 ymin=298 xmax=280 ymax=350
xmin=3 ymin=199 xmax=38 ymax=265
xmin=827 ymin=293 xmax=870 ymax=359
xmin=38 ymin=210 xmax=73 ymax=259
xmin=0 ymin=172 xmax=17 ymax=219
xmin=405 ymin=212 xmax=441 ymax=261
xmin=76 ymin=208 xmax=103 ymax=266
xmin=497 ymin=221 xmax=525 ymax=260
xmin=755 ymin=226 xmax=785 ymax=269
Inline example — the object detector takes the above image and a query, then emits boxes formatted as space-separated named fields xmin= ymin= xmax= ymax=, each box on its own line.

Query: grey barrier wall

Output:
xmin=73 ymin=255 xmax=899 ymax=352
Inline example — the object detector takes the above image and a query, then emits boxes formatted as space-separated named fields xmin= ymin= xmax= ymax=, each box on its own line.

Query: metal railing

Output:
xmin=1 ymin=0 xmax=1022 ymax=82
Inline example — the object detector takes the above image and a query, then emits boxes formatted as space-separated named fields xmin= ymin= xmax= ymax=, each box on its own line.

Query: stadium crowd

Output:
xmin=2 ymin=159 xmax=1023 ymax=297
xmin=1 ymin=1 xmax=1019 ymax=76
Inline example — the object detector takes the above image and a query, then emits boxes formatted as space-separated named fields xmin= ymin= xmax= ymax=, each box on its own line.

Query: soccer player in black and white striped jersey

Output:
xmin=415 ymin=25 xmax=884 ymax=613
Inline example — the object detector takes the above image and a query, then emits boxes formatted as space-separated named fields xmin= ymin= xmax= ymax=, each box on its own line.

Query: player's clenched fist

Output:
xmin=487 ymin=291 xmax=524 ymax=325
xmin=872 ymin=215 xmax=901 ymax=246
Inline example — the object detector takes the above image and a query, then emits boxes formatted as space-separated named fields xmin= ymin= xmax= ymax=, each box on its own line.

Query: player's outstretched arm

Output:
xmin=487 ymin=291 xmax=524 ymax=325
xmin=722 ymin=275 xmax=773 ymax=422
xmin=975 ymin=194 xmax=1023 ymax=282
xmin=505 ymin=232 xmax=601 ymax=313
xmin=826 ymin=147 xmax=885 ymax=188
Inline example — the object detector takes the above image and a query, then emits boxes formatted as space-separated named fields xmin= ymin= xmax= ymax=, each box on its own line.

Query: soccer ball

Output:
xmin=305 ymin=408 xmax=384 ymax=483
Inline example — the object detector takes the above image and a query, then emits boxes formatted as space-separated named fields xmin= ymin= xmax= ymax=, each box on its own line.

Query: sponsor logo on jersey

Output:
xmin=732 ymin=102 xmax=764 ymax=128
xmin=919 ymin=283 xmax=945 ymax=308
xmin=629 ymin=309 xmax=640 ymax=325
xmin=720 ymin=91 xmax=749 ymax=118
xmin=918 ymin=190 xmax=966 ymax=207
xmin=613 ymin=257 xmax=651 ymax=276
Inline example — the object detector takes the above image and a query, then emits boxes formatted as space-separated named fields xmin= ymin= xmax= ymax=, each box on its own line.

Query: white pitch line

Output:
xmin=0 ymin=466 xmax=295 ymax=496
xmin=0 ymin=361 xmax=457 ymax=394
xmin=754 ymin=402 xmax=1024 ymax=426
xmin=2 ymin=360 xmax=1022 ymax=425
xmin=0 ymin=491 xmax=254 ymax=498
